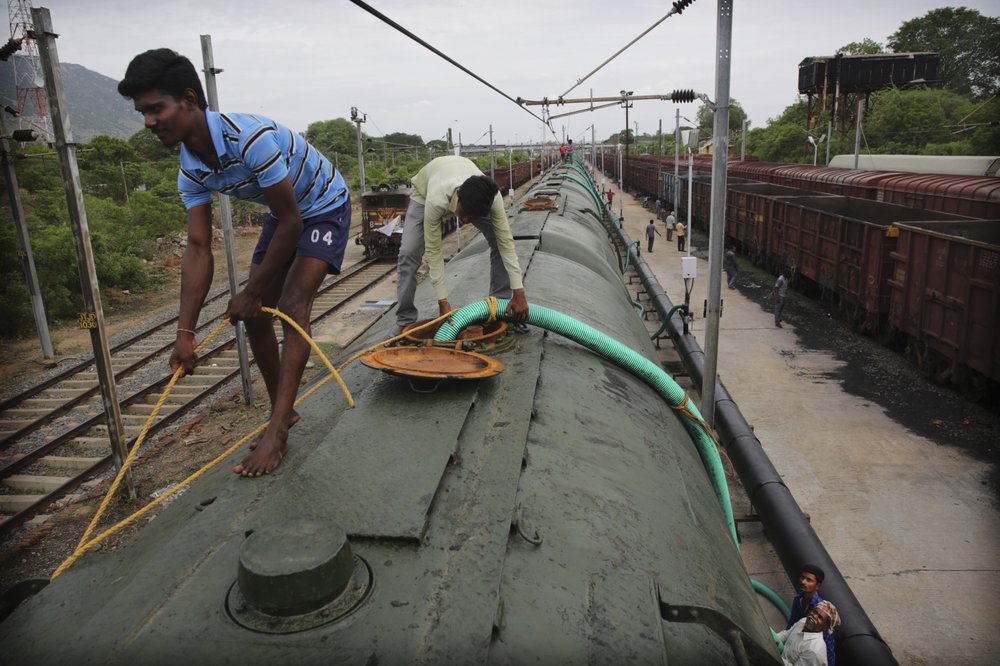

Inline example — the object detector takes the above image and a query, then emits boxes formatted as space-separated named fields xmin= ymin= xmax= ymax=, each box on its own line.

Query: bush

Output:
xmin=0 ymin=281 xmax=34 ymax=337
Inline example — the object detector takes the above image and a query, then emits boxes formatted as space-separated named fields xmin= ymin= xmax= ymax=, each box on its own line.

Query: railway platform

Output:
xmin=602 ymin=174 xmax=1000 ymax=666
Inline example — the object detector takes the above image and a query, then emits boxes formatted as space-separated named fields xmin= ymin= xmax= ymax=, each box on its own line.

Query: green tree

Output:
xmin=10 ymin=144 xmax=62 ymax=192
xmin=963 ymin=96 xmax=1000 ymax=154
xmin=128 ymin=127 xmax=177 ymax=161
xmin=743 ymin=99 xmax=814 ymax=162
xmin=696 ymin=98 xmax=749 ymax=140
xmin=888 ymin=7 xmax=1000 ymax=99
xmin=79 ymin=136 xmax=136 ymax=203
xmin=747 ymin=123 xmax=809 ymax=162
xmin=838 ymin=38 xmax=884 ymax=55
xmin=864 ymin=87 xmax=993 ymax=154
xmin=303 ymin=118 xmax=357 ymax=156
xmin=382 ymin=132 xmax=424 ymax=147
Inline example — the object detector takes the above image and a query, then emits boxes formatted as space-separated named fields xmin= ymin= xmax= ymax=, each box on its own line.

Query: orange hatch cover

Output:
xmin=361 ymin=346 xmax=504 ymax=380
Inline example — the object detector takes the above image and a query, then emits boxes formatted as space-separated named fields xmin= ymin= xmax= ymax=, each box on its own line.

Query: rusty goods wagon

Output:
xmin=873 ymin=173 xmax=1000 ymax=220
xmin=725 ymin=183 xmax=834 ymax=264
xmin=766 ymin=196 xmax=974 ymax=329
xmin=727 ymin=162 xmax=1000 ymax=220
xmin=888 ymin=220 xmax=1000 ymax=395
xmin=489 ymin=158 xmax=541 ymax=193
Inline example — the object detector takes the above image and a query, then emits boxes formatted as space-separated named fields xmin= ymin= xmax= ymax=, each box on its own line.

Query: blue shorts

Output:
xmin=252 ymin=199 xmax=352 ymax=274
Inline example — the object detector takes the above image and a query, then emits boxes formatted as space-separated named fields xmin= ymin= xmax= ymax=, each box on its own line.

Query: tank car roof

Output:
xmin=1 ymin=174 xmax=778 ymax=664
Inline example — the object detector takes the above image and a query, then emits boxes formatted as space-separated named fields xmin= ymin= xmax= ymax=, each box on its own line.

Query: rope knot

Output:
xmin=485 ymin=296 xmax=499 ymax=324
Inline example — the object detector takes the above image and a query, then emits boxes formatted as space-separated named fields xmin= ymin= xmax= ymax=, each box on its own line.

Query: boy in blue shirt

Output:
xmin=119 ymin=49 xmax=350 ymax=478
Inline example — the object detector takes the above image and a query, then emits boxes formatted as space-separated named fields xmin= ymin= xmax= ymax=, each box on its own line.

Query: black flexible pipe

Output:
xmin=614 ymin=225 xmax=898 ymax=666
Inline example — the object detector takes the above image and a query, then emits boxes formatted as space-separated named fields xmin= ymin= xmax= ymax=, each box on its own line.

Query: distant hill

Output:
xmin=0 ymin=56 xmax=142 ymax=143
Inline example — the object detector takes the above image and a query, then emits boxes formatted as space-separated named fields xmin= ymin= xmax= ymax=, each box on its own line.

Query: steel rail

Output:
xmin=0 ymin=250 xmax=367 ymax=446
xmin=0 ymin=259 xmax=393 ymax=538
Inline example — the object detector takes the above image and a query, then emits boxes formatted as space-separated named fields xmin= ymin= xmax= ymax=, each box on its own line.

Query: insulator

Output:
xmin=11 ymin=129 xmax=37 ymax=142
xmin=4 ymin=105 xmax=19 ymax=117
xmin=671 ymin=89 xmax=697 ymax=103
xmin=0 ymin=37 xmax=23 ymax=62
xmin=672 ymin=0 xmax=695 ymax=14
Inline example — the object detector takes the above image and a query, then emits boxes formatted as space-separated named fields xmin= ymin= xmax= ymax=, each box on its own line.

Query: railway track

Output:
xmin=0 ymin=258 xmax=396 ymax=537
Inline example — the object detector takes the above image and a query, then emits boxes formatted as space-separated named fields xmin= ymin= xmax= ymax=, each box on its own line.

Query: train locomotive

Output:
xmin=0 ymin=163 xmax=782 ymax=663
xmin=356 ymin=181 xmax=412 ymax=260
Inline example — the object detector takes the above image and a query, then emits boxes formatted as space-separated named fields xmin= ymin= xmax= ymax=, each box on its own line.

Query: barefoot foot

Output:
xmin=233 ymin=426 xmax=288 ymax=477
xmin=250 ymin=410 xmax=300 ymax=450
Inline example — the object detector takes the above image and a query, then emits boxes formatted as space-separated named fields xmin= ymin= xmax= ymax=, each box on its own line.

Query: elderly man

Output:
xmin=778 ymin=600 xmax=841 ymax=665
xmin=787 ymin=564 xmax=836 ymax=665
xmin=394 ymin=155 xmax=528 ymax=334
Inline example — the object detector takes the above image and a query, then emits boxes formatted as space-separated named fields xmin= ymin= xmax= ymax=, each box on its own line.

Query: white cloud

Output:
xmin=26 ymin=0 xmax=999 ymax=144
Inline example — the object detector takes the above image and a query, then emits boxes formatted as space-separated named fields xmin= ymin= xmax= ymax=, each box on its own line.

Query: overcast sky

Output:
xmin=16 ymin=1 xmax=999 ymax=146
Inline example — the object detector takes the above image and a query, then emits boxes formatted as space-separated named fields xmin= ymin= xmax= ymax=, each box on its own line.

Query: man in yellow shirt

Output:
xmin=395 ymin=156 xmax=529 ymax=333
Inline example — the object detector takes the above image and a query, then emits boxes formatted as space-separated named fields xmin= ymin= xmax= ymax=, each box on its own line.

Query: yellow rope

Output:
xmin=50 ymin=306 xmax=353 ymax=581
xmin=670 ymin=392 xmax=720 ymax=446
xmin=670 ymin=392 xmax=734 ymax=475
xmin=485 ymin=296 xmax=499 ymax=324
xmin=334 ymin=307 xmax=460 ymax=371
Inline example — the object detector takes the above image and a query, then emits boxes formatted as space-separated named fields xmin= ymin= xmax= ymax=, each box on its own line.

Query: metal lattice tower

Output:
xmin=7 ymin=0 xmax=51 ymax=140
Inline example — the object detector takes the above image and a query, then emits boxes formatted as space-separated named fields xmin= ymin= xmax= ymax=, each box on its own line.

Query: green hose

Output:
xmin=434 ymin=299 xmax=737 ymax=546
xmin=649 ymin=304 xmax=685 ymax=340
xmin=750 ymin=577 xmax=791 ymax=651
xmin=752 ymin=578 xmax=791 ymax=619
xmin=623 ymin=240 xmax=639 ymax=274
xmin=565 ymin=161 xmax=595 ymax=186
xmin=561 ymin=174 xmax=606 ymax=212
xmin=631 ymin=300 xmax=645 ymax=319
xmin=436 ymin=298 xmax=789 ymax=653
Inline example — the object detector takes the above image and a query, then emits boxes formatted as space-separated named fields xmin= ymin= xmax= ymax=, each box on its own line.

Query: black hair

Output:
xmin=801 ymin=563 xmax=825 ymax=583
xmin=117 ymin=48 xmax=208 ymax=110
xmin=457 ymin=175 xmax=500 ymax=218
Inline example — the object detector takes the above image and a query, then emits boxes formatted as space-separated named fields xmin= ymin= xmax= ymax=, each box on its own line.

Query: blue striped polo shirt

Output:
xmin=177 ymin=111 xmax=347 ymax=218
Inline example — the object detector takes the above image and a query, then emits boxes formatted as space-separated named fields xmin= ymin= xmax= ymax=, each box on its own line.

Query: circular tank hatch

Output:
xmin=361 ymin=345 xmax=504 ymax=381
xmin=398 ymin=318 xmax=513 ymax=352
xmin=226 ymin=518 xmax=372 ymax=634
xmin=521 ymin=196 xmax=558 ymax=211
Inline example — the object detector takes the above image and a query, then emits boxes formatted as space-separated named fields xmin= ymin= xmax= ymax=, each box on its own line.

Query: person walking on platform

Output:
xmin=724 ymin=245 xmax=739 ymax=288
xmin=394 ymin=155 xmax=529 ymax=335
xmin=655 ymin=197 xmax=662 ymax=219
xmin=665 ymin=210 xmax=676 ymax=241
xmin=774 ymin=270 xmax=789 ymax=328
xmin=118 ymin=48 xmax=351 ymax=478
xmin=645 ymin=219 xmax=661 ymax=252
xmin=675 ymin=219 xmax=686 ymax=251
xmin=566 ymin=138 xmax=574 ymax=163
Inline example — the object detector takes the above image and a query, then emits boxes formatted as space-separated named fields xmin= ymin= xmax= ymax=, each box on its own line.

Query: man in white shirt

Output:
xmin=777 ymin=600 xmax=840 ymax=665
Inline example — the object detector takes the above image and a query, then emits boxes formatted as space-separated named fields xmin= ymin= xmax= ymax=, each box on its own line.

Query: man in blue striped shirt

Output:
xmin=119 ymin=49 xmax=350 ymax=478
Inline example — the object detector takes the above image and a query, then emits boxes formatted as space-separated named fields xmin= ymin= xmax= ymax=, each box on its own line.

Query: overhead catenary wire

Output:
xmin=559 ymin=0 xmax=698 ymax=99
xmin=346 ymin=0 xmax=554 ymax=134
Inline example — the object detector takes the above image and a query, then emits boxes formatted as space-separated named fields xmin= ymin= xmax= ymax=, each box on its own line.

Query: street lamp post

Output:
xmin=807 ymin=133 xmax=826 ymax=166
xmin=351 ymin=106 xmax=366 ymax=193
xmin=620 ymin=90 xmax=633 ymax=191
